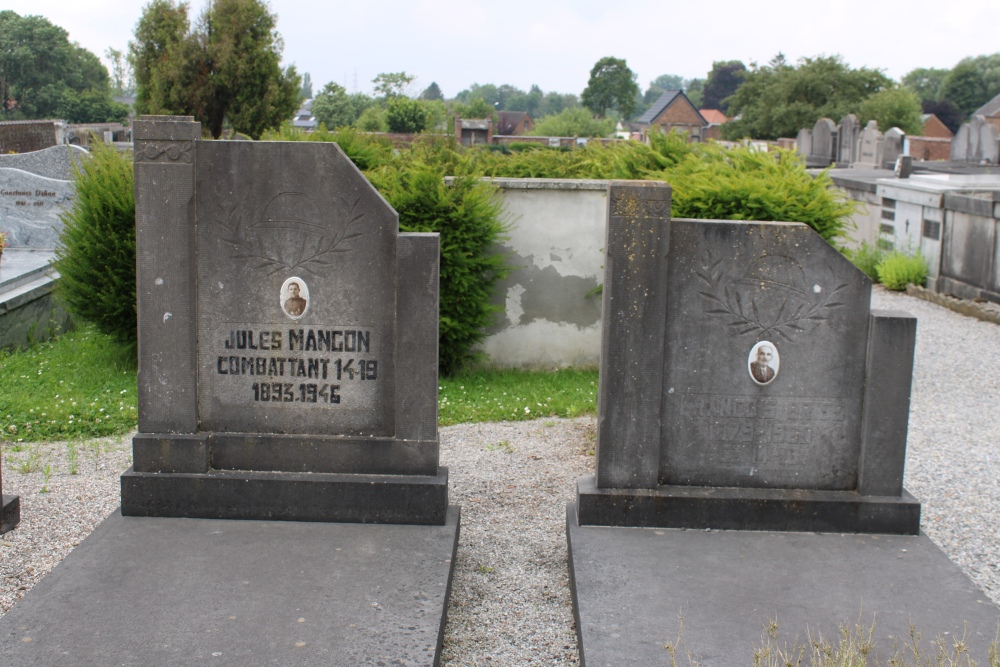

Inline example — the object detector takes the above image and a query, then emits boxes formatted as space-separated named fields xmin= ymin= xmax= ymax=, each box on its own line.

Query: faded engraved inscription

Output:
xmin=610 ymin=194 xmax=671 ymax=219
xmin=677 ymin=394 xmax=852 ymax=469
xmin=213 ymin=191 xmax=366 ymax=276
xmin=696 ymin=250 xmax=847 ymax=341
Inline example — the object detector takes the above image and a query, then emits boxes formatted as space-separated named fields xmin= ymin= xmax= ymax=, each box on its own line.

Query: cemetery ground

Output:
xmin=1 ymin=287 xmax=999 ymax=665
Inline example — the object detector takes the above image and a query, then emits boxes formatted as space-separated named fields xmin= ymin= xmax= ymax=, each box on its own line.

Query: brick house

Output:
xmin=973 ymin=93 xmax=1000 ymax=132
xmin=920 ymin=114 xmax=953 ymax=139
xmin=635 ymin=90 xmax=708 ymax=142
xmin=496 ymin=111 xmax=534 ymax=135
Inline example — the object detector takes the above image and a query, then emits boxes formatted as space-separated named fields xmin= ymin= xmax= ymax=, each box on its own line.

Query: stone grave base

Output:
xmin=576 ymin=474 xmax=921 ymax=535
xmin=0 ymin=248 xmax=72 ymax=352
xmin=121 ymin=466 xmax=451 ymax=525
xmin=0 ymin=507 xmax=460 ymax=666
xmin=1 ymin=494 xmax=19 ymax=534
xmin=566 ymin=503 xmax=1000 ymax=667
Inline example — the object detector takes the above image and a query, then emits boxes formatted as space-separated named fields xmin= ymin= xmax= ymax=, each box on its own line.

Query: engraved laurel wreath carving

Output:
xmin=134 ymin=141 xmax=193 ymax=163
xmin=696 ymin=251 xmax=847 ymax=341
xmin=214 ymin=192 xmax=366 ymax=276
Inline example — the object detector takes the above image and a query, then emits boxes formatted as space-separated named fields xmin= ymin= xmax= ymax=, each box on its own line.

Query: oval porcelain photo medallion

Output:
xmin=748 ymin=340 xmax=779 ymax=385
xmin=280 ymin=276 xmax=309 ymax=319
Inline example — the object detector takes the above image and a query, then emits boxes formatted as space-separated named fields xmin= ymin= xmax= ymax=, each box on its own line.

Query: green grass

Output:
xmin=1 ymin=331 xmax=597 ymax=442
xmin=0 ymin=327 xmax=137 ymax=442
xmin=438 ymin=368 xmax=598 ymax=426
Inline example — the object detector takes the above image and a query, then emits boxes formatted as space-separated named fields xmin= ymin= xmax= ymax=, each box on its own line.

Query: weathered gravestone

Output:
xmin=883 ymin=127 xmax=905 ymax=168
xmin=808 ymin=118 xmax=837 ymax=167
xmin=795 ymin=127 xmax=812 ymax=158
xmin=1 ymin=457 xmax=20 ymax=534
xmin=0 ymin=146 xmax=83 ymax=248
xmin=951 ymin=121 xmax=972 ymax=161
xmin=838 ymin=114 xmax=860 ymax=165
xmin=575 ymin=180 xmax=920 ymax=534
xmin=121 ymin=116 xmax=449 ymax=525
xmin=851 ymin=120 xmax=884 ymax=169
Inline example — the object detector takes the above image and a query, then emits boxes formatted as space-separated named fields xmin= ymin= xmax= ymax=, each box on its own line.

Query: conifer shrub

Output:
xmin=876 ymin=251 xmax=927 ymax=290
xmin=367 ymin=160 xmax=509 ymax=375
xmin=54 ymin=143 xmax=137 ymax=350
xmin=846 ymin=241 xmax=885 ymax=282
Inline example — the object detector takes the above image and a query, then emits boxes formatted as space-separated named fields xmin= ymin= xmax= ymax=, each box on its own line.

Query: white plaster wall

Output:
xmin=478 ymin=179 xmax=609 ymax=368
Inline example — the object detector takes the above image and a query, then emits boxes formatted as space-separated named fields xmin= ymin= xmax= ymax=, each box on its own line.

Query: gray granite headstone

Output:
xmin=796 ymin=127 xmax=812 ymax=157
xmin=883 ymin=128 xmax=905 ymax=168
xmin=837 ymin=114 xmax=859 ymax=165
xmin=978 ymin=118 xmax=999 ymax=163
xmin=0 ymin=169 xmax=75 ymax=247
xmin=809 ymin=118 xmax=837 ymax=165
xmin=121 ymin=116 xmax=448 ymax=525
xmin=0 ymin=145 xmax=88 ymax=181
xmin=950 ymin=122 xmax=971 ymax=161
xmin=578 ymin=181 xmax=920 ymax=534
xmin=851 ymin=120 xmax=883 ymax=168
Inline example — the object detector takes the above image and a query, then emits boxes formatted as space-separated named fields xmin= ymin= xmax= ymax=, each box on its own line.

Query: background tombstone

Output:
xmin=121 ymin=116 xmax=449 ymax=525
xmin=837 ymin=114 xmax=860 ymax=165
xmin=978 ymin=117 xmax=1000 ymax=163
xmin=808 ymin=118 xmax=837 ymax=167
xmin=851 ymin=120 xmax=884 ymax=168
xmin=1 ymin=457 xmax=20 ymax=534
xmin=883 ymin=127 xmax=905 ymax=168
xmin=577 ymin=181 xmax=920 ymax=534
xmin=950 ymin=122 xmax=972 ymax=161
xmin=796 ymin=127 xmax=812 ymax=158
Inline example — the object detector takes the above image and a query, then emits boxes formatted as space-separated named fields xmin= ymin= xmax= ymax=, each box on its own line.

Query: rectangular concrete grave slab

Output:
xmin=123 ymin=115 xmax=448 ymax=525
xmin=579 ymin=181 xmax=920 ymax=534
xmin=0 ymin=508 xmax=460 ymax=666
xmin=567 ymin=504 xmax=1000 ymax=667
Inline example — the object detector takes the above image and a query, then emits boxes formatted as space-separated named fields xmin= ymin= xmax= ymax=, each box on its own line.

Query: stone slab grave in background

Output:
xmin=0 ymin=145 xmax=84 ymax=248
xmin=807 ymin=117 xmax=837 ymax=167
xmin=852 ymin=120 xmax=884 ymax=169
xmin=837 ymin=113 xmax=859 ymax=166
xmin=122 ymin=115 xmax=449 ymax=526
xmin=567 ymin=182 xmax=998 ymax=665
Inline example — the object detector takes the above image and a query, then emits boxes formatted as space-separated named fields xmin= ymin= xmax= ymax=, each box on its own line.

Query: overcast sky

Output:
xmin=6 ymin=0 xmax=1000 ymax=99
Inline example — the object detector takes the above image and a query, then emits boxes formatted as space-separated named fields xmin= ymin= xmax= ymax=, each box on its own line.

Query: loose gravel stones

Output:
xmin=1 ymin=286 xmax=998 ymax=667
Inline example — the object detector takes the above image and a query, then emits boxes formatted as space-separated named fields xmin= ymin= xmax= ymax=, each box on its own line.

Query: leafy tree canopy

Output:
xmin=722 ymin=54 xmax=890 ymax=140
xmin=300 ymin=72 xmax=312 ymax=100
xmin=129 ymin=0 xmax=300 ymax=139
xmin=684 ymin=78 xmax=705 ymax=108
xmin=385 ymin=96 xmax=427 ymax=133
xmin=454 ymin=97 xmax=494 ymax=119
xmin=420 ymin=82 xmax=444 ymax=101
xmin=857 ymin=86 xmax=923 ymax=135
xmin=701 ymin=60 xmax=746 ymax=112
xmin=0 ymin=11 xmax=127 ymax=122
xmin=581 ymin=56 xmax=640 ymax=119
xmin=312 ymin=82 xmax=355 ymax=129
xmin=372 ymin=71 xmax=414 ymax=98
xmin=527 ymin=107 xmax=614 ymax=138
xmin=901 ymin=67 xmax=949 ymax=103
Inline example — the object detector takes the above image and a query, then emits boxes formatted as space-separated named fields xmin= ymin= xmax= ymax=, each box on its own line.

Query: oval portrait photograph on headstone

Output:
xmin=748 ymin=341 xmax=779 ymax=385
xmin=280 ymin=277 xmax=310 ymax=319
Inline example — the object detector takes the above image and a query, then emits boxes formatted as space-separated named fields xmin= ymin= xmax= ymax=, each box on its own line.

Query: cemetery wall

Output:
xmin=479 ymin=178 xmax=607 ymax=367
xmin=0 ymin=121 xmax=63 ymax=154
xmin=908 ymin=137 xmax=951 ymax=161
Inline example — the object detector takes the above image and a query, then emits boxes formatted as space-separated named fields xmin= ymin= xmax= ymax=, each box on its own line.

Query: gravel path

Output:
xmin=2 ymin=286 xmax=999 ymax=666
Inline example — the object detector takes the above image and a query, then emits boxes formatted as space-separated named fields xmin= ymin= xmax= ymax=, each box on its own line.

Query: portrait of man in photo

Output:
xmin=281 ymin=278 xmax=309 ymax=319
xmin=748 ymin=342 xmax=778 ymax=385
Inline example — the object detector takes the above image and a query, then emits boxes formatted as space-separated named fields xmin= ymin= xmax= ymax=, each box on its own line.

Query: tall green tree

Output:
xmin=901 ymin=67 xmax=949 ymax=103
xmin=385 ymin=97 xmax=427 ymax=133
xmin=0 ymin=11 xmax=127 ymax=122
xmin=420 ymin=82 xmax=444 ymax=101
xmin=128 ymin=0 xmax=191 ymax=116
xmin=299 ymin=72 xmax=312 ymax=99
xmin=129 ymin=0 xmax=299 ymax=139
xmin=722 ymin=54 xmax=890 ymax=140
xmin=857 ymin=87 xmax=923 ymax=135
xmin=941 ymin=61 xmax=989 ymax=118
xmin=312 ymin=82 xmax=355 ymax=129
xmin=701 ymin=60 xmax=746 ymax=112
xmin=581 ymin=56 xmax=639 ymax=119
xmin=372 ymin=71 xmax=414 ymax=98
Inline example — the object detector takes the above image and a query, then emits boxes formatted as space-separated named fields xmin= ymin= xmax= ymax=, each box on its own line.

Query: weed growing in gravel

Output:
xmin=485 ymin=440 xmax=514 ymax=454
xmin=0 ymin=327 xmax=138 ymax=442
xmin=67 ymin=442 xmax=79 ymax=475
xmin=40 ymin=464 xmax=52 ymax=493
xmin=438 ymin=368 xmax=598 ymax=426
